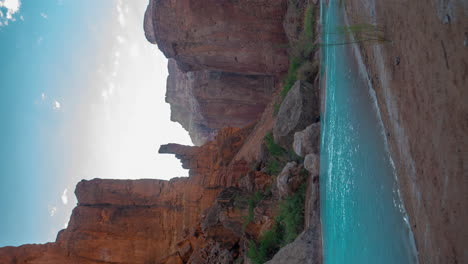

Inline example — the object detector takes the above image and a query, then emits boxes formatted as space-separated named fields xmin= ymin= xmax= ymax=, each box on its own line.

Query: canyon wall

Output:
xmin=144 ymin=0 xmax=288 ymax=74
xmin=145 ymin=0 xmax=290 ymax=144
xmin=0 ymin=127 xmax=254 ymax=264
xmin=0 ymin=1 xmax=303 ymax=263
xmin=166 ymin=59 xmax=275 ymax=145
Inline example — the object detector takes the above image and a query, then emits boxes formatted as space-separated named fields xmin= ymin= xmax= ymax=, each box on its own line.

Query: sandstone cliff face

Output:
xmin=144 ymin=0 xmax=289 ymax=75
xmin=145 ymin=0 xmax=289 ymax=144
xmin=0 ymin=127 xmax=253 ymax=264
xmin=166 ymin=59 xmax=275 ymax=145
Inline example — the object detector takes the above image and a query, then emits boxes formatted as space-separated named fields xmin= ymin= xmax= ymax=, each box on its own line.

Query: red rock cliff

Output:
xmin=144 ymin=0 xmax=289 ymax=74
xmin=0 ymin=127 xmax=253 ymax=264
xmin=166 ymin=59 xmax=275 ymax=145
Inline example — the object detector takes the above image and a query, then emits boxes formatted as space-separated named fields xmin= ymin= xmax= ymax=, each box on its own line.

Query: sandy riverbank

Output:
xmin=343 ymin=1 xmax=467 ymax=263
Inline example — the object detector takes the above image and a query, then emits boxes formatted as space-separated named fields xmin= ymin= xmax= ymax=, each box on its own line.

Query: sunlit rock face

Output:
xmin=166 ymin=59 xmax=275 ymax=145
xmin=0 ymin=127 xmax=253 ymax=264
xmin=144 ymin=0 xmax=289 ymax=75
xmin=145 ymin=0 xmax=290 ymax=145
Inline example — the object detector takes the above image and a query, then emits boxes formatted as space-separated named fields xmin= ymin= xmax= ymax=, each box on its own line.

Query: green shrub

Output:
xmin=302 ymin=5 xmax=317 ymax=58
xmin=273 ymin=103 xmax=281 ymax=116
xmin=247 ymin=225 xmax=282 ymax=264
xmin=280 ymin=57 xmax=301 ymax=98
xmin=265 ymin=159 xmax=282 ymax=175
xmin=280 ymin=4 xmax=317 ymax=99
xmin=247 ymin=185 xmax=306 ymax=263
xmin=243 ymin=191 xmax=266 ymax=229
xmin=264 ymin=133 xmax=286 ymax=157
xmin=263 ymin=133 xmax=288 ymax=175
xmin=263 ymin=132 xmax=303 ymax=175
xmin=276 ymin=184 xmax=306 ymax=245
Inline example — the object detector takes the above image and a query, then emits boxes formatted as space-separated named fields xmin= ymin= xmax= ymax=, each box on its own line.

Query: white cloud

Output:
xmin=116 ymin=35 xmax=125 ymax=44
xmin=61 ymin=188 xmax=68 ymax=205
xmin=130 ymin=44 xmax=140 ymax=57
xmin=41 ymin=93 xmax=46 ymax=100
xmin=40 ymin=12 xmax=48 ymax=19
xmin=48 ymin=205 xmax=57 ymax=217
xmin=116 ymin=0 xmax=125 ymax=27
xmin=53 ymin=100 xmax=61 ymax=110
xmin=101 ymin=90 xmax=108 ymax=100
xmin=0 ymin=0 xmax=21 ymax=26
xmin=63 ymin=221 xmax=68 ymax=228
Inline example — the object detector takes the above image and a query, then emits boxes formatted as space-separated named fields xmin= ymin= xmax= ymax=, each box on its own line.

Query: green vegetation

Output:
xmin=273 ymin=102 xmax=281 ymax=116
xmin=276 ymin=184 xmax=306 ymax=245
xmin=247 ymin=185 xmax=306 ymax=264
xmin=246 ymin=191 xmax=265 ymax=225
xmin=263 ymin=133 xmax=287 ymax=175
xmin=265 ymin=159 xmax=282 ymax=175
xmin=323 ymin=23 xmax=390 ymax=46
xmin=338 ymin=23 xmax=389 ymax=44
xmin=280 ymin=56 xmax=301 ymax=98
xmin=244 ymin=4 xmax=312 ymax=262
xmin=275 ymin=4 xmax=318 ymax=118
xmin=264 ymin=133 xmax=286 ymax=157
xmin=247 ymin=226 xmax=282 ymax=264
xmin=263 ymin=132 xmax=302 ymax=176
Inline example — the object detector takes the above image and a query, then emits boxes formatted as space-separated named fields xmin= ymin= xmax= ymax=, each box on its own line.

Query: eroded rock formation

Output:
xmin=166 ymin=59 xmax=275 ymax=145
xmin=144 ymin=0 xmax=291 ymax=144
xmin=0 ymin=127 xmax=253 ymax=264
xmin=144 ymin=0 xmax=289 ymax=74
xmin=273 ymin=80 xmax=320 ymax=149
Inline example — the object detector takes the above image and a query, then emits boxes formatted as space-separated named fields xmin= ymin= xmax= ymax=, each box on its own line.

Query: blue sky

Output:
xmin=0 ymin=0 xmax=191 ymax=247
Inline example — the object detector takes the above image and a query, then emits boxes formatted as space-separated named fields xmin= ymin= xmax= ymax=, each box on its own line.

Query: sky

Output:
xmin=0 ymin=0 xmax=192 ymax=247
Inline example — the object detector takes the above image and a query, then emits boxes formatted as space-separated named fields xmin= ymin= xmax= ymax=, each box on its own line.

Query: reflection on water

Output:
xmin=319 ymin=0 xmax=418 ymax=263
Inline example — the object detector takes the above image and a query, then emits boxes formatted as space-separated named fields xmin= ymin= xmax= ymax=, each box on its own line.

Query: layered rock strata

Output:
xmin=144 ymin=0 xmax=291 ymax=144
xmin=0 ymin=127 xmax=253 ymax=264
xmin=166 ymin=59 xmax=275 ymax=145
xmin=144 ymin=0 xmax=289 ymax=75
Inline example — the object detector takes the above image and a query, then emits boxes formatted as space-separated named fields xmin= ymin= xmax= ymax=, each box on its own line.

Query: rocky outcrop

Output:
xmin=265 ymin=228 xmax=321 ymax=264
xmin=273 ymin=80 xmax=320 ymax=149
xmin=144 ymin=0 xmax=289 ymax=75
xmin=166 ymin=60 xmax=275 ymax=145
xmin=283 ymin=0 xmax=308 ymax=46
xmin=0 ymin=127 xmax=253 ymax=264
xmin=276 ymin=162 xmax=303 ymax=199
xmin=145 ymin=0 xmax=290 ymax=144
xmin=304 ymin=153 xmax=320 ymax=177
xmin=293 ymin=122 xmax=321 ymax=157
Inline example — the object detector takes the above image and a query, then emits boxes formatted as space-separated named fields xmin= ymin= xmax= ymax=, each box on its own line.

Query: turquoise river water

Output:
xmin=319 ymin=0 xmax=418 ymax=263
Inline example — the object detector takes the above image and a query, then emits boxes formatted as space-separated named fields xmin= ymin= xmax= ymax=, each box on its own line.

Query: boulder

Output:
xmin=304 ymin=153 xmax=320 ymax=177
xmin=293 ymin=122 xmax=321 ymax=157
xmin=273 ymin=81 xmax=320 ymax=149
xmin=265 ymin=228 xmax=322 ymax=264
xmin=276 ymin=162 xmax=302 ymax=198
xmin=304 ymin=166 xmax=320 ymax=229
